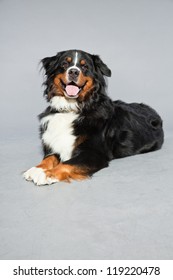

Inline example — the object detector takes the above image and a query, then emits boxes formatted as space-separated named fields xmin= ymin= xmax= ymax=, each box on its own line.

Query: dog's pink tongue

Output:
xmin=66 ymin=85 xmax=80 ymax=96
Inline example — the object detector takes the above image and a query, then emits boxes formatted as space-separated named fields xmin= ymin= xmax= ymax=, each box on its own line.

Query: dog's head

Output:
xmin=41 ymin=50 xmax=111 ymax=102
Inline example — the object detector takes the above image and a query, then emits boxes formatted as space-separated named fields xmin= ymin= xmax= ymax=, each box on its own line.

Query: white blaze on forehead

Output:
xmin=74 ymin=51 xmax=78 ymax=66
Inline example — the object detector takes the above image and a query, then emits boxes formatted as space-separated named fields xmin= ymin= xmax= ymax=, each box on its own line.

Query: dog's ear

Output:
xmin=41 ymin=51 xmax=64 ymax=75
xmin=93 ymin=55 xmax=111 ymax=77
xmin=41 ymin=56 xmax=57 ymax=75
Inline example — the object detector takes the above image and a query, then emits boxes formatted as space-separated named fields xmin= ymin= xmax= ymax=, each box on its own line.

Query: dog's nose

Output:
xmin=68 ymin=68 xmax=80 ymax=79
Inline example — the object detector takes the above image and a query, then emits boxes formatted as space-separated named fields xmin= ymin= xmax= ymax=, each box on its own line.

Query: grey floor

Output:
xmin=0 ymin=132 xmax=173 ymax=260
xmin=1 ymin=0 xmax=173 ymax=260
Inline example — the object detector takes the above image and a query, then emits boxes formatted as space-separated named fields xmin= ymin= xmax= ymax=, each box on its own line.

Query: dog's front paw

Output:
xmin=23 ymin=167 xmax=59 ymax=186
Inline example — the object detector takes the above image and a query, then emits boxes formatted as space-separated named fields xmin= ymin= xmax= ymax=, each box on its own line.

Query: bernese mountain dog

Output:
xmin=23 ymin=49 xmax=164 ymax=186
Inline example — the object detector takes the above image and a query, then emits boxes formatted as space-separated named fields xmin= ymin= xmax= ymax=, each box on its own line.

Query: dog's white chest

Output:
xmin=41 ymin=112 xmax=78 ymax=161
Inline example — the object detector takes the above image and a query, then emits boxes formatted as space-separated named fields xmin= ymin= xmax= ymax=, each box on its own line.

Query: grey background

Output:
xmin=0 ymin=0 xmax=173 ymax=259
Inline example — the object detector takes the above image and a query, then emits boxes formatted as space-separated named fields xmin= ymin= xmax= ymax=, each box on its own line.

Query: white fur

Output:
xmin=41 ymin=112 xmax=78 ymax=162
xmin=50 ymin=96 xmax=79 ymax=112
xmin=23 ymin=167 xmax=59 ymax=185
xmin=74 ymin=51 xmax=78 ymax=66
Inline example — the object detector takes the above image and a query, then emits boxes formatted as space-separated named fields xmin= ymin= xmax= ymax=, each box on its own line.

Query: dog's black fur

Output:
xmin=24 ymin=50 xmax=164 ymax=184
xmin=40 ymin=50 xmax=163 ymax=175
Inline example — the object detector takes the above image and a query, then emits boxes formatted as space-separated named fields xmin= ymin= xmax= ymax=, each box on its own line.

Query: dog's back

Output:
xmin=109 ymin=100 xmax=164 ymax=158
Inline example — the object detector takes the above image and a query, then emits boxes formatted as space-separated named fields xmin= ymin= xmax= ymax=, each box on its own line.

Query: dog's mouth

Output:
xmin=61 ymin=81 xmax=85 ymax=99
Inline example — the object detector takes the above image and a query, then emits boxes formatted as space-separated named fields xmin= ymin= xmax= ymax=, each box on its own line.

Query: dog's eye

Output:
xmin=62 ymin=61 xmax=69 ymax=70
xmin=82 ymin=64 xmax=88 ymax=71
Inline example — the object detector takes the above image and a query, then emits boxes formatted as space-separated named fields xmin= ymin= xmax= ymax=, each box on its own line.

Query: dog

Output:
xmin=23 ymin=49 xmax=164 ymax=185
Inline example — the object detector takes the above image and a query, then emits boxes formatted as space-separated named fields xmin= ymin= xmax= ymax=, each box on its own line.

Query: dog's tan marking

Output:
xmin=74 ymin=135 xmax=87 ymax=149
xmin=78 ymin=76 xmax=94 ymax=101
xmin=37 ymin=155 xmax=59 ymax=170
xmin=45 ymin=163 xmax=89 ymax=182
xmin=80 ymin=59 xmax=86 ymax=65
xmin=66 ymin=57 xmax=72 ymax=63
